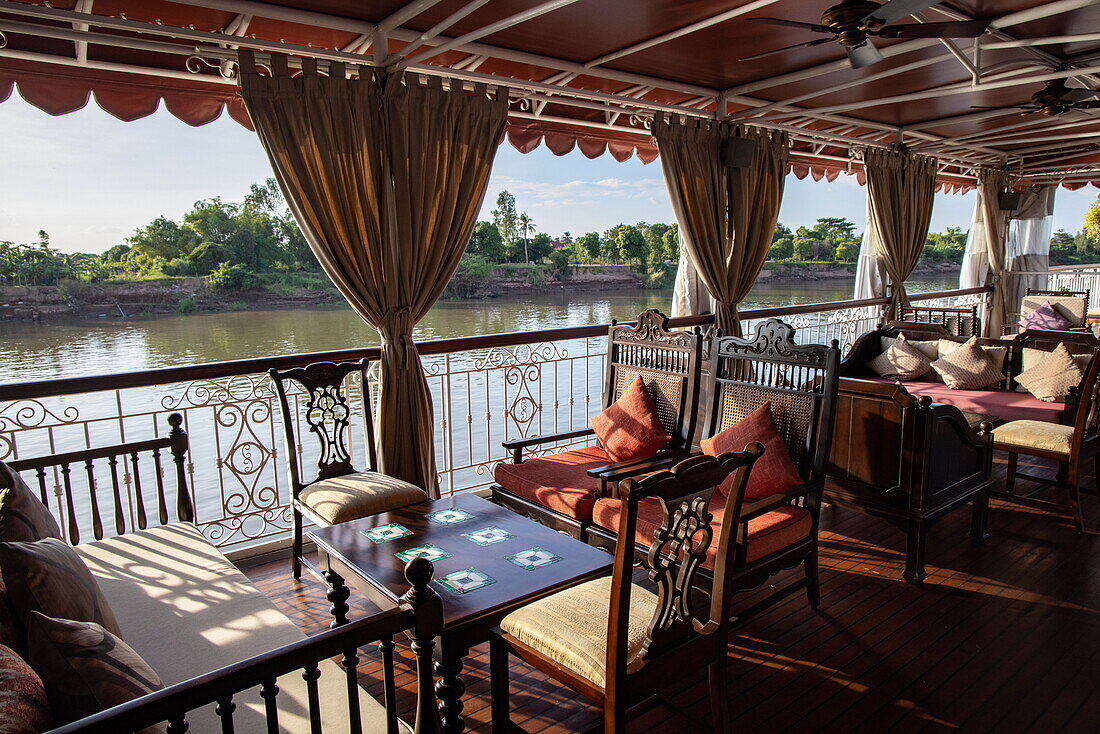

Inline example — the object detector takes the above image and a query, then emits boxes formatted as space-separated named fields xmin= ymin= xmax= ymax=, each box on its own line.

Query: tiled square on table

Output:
xmin=461 ymin=526 xmax=516 ymax=546
xmin=394 ymin=544 xmax=452 ymax=563
xmin=426 ymin=508 xmax=476 ymax=525
xmin=361 ymin=523 xmax=413 ymax=543
xmin=437 ymin=568 xmax=496 ymax=595
xmin=505 ymin=547 xmax=563 ymax=571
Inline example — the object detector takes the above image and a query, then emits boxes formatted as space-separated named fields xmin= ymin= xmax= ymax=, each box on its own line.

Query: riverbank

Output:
xmin=0 ymin=262 xmax=960 ymax=320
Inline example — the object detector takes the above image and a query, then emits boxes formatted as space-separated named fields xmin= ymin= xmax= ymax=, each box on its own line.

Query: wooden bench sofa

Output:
xmin=0 ymin=415 xmax=441 ymax=734
xmin=825 ymin=324 xmax=1100 ymax=582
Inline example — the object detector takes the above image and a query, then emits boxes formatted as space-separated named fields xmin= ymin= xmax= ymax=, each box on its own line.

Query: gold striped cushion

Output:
xmin=993 ymin=420 xmax=1074 ymax=456
xmin=499 ymin=577 xmax=657 ymax=688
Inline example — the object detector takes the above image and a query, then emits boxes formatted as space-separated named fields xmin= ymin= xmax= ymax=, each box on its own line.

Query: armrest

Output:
xmin=588 ymin=449 xmax=697 ymax=483
xmin=738 ymin=483 xmax=818 ymax=522
xmin=502 ymin=428 xmax=594 ymax=460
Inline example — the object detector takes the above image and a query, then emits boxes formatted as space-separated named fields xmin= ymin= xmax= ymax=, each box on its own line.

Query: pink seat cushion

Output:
xmin=863 ymin=377 xmax=1064 ymax=423
xmin=493 ymin=445 xmax=612 ymax=521
xmin=592 ymin=493 xmax=812 ymax=566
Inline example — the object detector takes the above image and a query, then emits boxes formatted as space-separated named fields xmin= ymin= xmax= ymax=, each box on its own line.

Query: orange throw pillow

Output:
xmin=700 ymin=402 xmax=803 ymax=501
xmin=590 ymin=375 xmax=671 ymax=463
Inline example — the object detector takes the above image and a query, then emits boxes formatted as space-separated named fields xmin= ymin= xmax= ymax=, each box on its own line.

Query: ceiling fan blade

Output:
xmin=738 ymin=37 xmax=834 ymax=62
xmin=746 ymin=17 xmax=831 ymax=33
xmin=970 ymin=105 xmax=1037 ymax=110
xmin=848 ymin=41 xmax=884 ymax=69
xmin=862 ymin=0 xmax=940 ymax=28
xmin=1074 ymin=100 xmax=1100 ymax=109
xmin=874 ymin=20 xmax=990 ymax=38
xmin=1063 ymin=88 xmax=1100 ymax=103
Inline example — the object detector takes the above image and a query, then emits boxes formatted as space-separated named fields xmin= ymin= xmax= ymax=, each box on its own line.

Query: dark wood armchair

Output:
xmin=491 ymin=309 xmax=703 ymax=538
xmin=270 ymin=360 xmax=428 ymax=580
xmin=490 ymin=449 xmax=762 ymax=734
xmin=1004 ymin=288 xmax=1091 ymax=335
xmin=586 ymin=318 xmax=840 ymax=618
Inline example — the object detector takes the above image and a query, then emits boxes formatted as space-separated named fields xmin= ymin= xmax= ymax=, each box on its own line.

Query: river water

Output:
xmin=0 ymin=273 xmax=957 ymax=384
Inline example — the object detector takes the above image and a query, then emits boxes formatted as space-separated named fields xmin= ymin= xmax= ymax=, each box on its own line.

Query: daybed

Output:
xmin=0 ymin=415 xmax=441 ymax=734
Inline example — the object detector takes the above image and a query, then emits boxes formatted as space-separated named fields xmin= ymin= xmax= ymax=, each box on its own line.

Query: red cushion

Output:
xmin=0 ymin=643 xmax=51 ymax=732
xmin=493 ymin=445 xmax=612 ymax=520
xmin=591 ymin=494 xmax=812 ymax=567
xmin=700 ymin=402 xmax=803 ymax=500
xmin=590 ymin=375 xmax=671 ymax=463
xmin=864 ymin=378 xmax=1065 ymax=423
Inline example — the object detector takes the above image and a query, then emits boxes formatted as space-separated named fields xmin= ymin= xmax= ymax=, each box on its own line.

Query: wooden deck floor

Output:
xmin=245 ymin=455 xmax=1100 ymax=733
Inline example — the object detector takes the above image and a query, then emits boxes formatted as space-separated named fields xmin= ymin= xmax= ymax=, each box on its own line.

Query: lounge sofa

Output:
xmin=0 ymin=417 xmax=441 ymax=734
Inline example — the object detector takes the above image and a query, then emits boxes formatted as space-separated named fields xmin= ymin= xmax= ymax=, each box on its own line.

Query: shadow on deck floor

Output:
xmin=245 ymin=454 xmax=1100 ymax=733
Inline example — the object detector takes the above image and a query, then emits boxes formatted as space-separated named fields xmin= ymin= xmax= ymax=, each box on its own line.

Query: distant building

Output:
xmin=550 ymin=240 xmax=570 ymax=250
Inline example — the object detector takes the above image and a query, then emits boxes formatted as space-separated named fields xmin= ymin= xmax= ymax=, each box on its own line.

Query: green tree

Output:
xmin=1085 ymin=198 xmax=1100 ymax=241
xmin=492 ymin=191 xmax=520 ymax=261
xmin=608 ymin=224 xmax=647 ymax=265
xmin=577 ymin=232 xmax=602 ymax=262
xmin=792 ymin=236 xmax=816 ymax=261
xmin=769 ymin=237 xmax=794 ymax=260
xmin=834 ymin=239 xmax=859 ymax=262
xmin=661 ymin=224 xmax=680 ymax=263
xmin=127 ymin=216 xmax=198 ymax=264
xmin=517 ymin=213 xmax=535 ymax=262
xmin=772 ymin=222 xmax=793 ymax=242
xmin=468 ymin=221 xmax=505 ymax=262
xmin=529 ymin=232 xmax=553 ymax=262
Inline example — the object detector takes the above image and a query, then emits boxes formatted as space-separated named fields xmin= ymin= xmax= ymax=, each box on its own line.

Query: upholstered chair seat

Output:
xmin=992 ymin=421 xmax=1074 ymax=457
xmin=492 ymin=446 xmax=612 ymax=520
xmin=297 ymin=472 xmax=427 ymax=526
xmin=592 ymin=493 xmax=812 ymax=565
xmin=499 ymin=577 xmax=658 ymax=688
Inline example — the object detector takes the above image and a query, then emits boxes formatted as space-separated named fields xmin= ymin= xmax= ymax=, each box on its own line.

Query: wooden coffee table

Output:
xmin=308 ymin=493 xmax=613 ymax=733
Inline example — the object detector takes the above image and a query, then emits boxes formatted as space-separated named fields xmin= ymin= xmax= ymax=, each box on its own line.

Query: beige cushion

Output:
xmin=0 ymin=463 xmax=62 ymax=543
xmin=932 ymin=338 xmax=1003 ymax=390
xmin=1015 ymin=344 xmax=1084 ymax=403
xmin=938 ymin=339 xmax=1008 ymax=374
xmin=77 ymin=523 xmax=399 ymax=734
xmin=299 ymin=471 xmax=426 ymax=526
xmin=1016 ymin=347 xmax=1092 ymax=392
xmin=869 ymin=334 xmax=933 ymax=381
xmin=0 ymin=538 xmax=122 ymax=640
xmin=26 ymin=613 xmax=163 ymax=733
xmin=993 ymin=420 xmax=1074 ymax=456
xmin=880 ymin=336 xmax=941 ymax=381
xmin=1021 ymin=295 xmax=1087 ymax=326
xmin=499 ymin=576 xmax=657 ymax=688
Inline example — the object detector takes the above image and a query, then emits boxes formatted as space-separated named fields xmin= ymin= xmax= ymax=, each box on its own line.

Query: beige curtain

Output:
xmin=239 ymin=52 xmax=507 ymax=495
xmin=654 ymin=117 xmax=789 ymax=336
xmin=863 ymin=148 xmax=937 ymax=319
xmin=977 ymin=168 xmax=1010 ymax=336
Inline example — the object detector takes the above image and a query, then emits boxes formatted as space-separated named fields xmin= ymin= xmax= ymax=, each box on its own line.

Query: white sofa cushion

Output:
xmin=77 ymin=523 xmax=399 ymax=734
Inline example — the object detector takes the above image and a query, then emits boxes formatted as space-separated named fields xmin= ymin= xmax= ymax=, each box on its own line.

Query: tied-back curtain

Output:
xmin=238 ymin=51 xmax=507 ymax=495
xmin=863 ymin=148 xmax=937 ymax=318
xmin=654 ymin=116 xmax=789 ymax=336
xmin=1005 ymin=185 xmax=1057 ymax=319
xmin=977 ymin=168 xmax=1010 ymax=335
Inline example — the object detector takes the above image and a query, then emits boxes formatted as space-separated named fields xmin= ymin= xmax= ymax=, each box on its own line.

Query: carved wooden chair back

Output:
xmin=1069 ymin=349 xmax=1100 ymax=446
xmin=603 ymin=449 xmax=762 ymax=695
xmin=704 ymin=319 xmax=840 ymax=485
xmin=5 ymin=413 xmax=191 ymax=545
xmin=603 ymin=309 xmax=703 ymax=452
xmin=896 ymin=304 xmax=981 ymax=337
xmin=269 ymin=359 xmax=375 ymax=492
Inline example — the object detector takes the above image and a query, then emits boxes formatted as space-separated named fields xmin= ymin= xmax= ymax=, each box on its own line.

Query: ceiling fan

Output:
xmin=971 ymin=80 xmax=1100 ymax=115
xmin=740 ymin=0 xmax=990 ymax=69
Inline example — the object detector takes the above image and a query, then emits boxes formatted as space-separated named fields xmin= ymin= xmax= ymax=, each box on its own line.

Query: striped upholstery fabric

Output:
xmin=0 ymin=643 xmax=51 ymax=733
xmin=25 ymin=612 xmax=162 ymax=731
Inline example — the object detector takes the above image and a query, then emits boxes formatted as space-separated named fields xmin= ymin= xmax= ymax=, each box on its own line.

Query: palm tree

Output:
xmin=518 ymin=213 xmax=534 ymax=262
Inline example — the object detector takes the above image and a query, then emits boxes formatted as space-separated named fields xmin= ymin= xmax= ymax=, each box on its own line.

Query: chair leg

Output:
xmin=292 ymin=508 xmax=303 ymax=581
xmin=970 ymin=491 xmax=990 ymax=546
xmin=489 ymin=634 xmax=511 ymax=734
xmin=1067 ymin=464 xmax=1085 ymax=534
xmin=804 ymin=549 xmax=821 ymax=609
xmin=1004 ymin=452 xmax=1018 ymax=496
xmin=708 ymin=659 xmax=731 ymax=734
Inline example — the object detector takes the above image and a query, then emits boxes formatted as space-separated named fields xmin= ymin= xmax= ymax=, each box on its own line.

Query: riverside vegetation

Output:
xmin=3 ymin=181 xmax=1098 ymax=318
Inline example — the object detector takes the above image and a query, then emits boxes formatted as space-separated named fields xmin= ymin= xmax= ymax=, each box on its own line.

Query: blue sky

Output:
xmin=1 ymin=92 xmax=1096 ymax=254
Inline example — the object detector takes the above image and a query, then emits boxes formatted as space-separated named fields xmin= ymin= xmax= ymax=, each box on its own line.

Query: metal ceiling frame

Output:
xmin=0 ymin=0 xmax=1097 ymax=182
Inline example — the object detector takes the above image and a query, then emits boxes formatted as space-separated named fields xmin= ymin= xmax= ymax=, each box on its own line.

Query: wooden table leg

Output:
xmin=904 ymin=519 xmax=928 ymax=585
xmin=435 ymin=644 xmax=467 ymax=734
xmin=324 ymin=568 xmax=350 ymax=628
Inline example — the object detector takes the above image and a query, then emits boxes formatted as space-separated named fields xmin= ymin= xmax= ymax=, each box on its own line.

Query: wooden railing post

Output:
xmin=402 ymin=557 xmax=443 ymax=734
xmin=167 ymin=412 xmax=193 ymax=523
